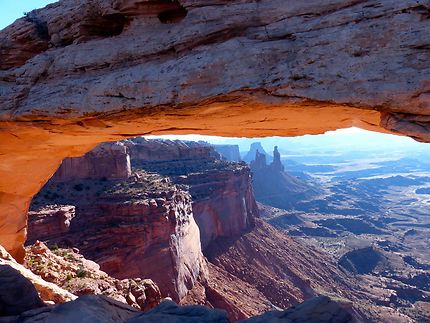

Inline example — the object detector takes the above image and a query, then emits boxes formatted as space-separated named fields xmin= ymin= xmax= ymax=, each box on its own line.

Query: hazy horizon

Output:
xmin=147 ymin=127 xmax=428 ymax=156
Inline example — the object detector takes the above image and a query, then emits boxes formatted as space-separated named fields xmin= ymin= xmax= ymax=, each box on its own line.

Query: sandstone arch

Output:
xmin=1 ymin=0 xmax=430 ymax=261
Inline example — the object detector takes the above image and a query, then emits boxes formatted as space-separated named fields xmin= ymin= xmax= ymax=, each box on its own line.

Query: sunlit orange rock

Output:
xmin=1 ymin=0 xmax=430 ymax=260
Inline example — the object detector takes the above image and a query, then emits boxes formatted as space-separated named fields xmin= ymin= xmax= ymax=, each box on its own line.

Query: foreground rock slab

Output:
xmin=0 ymin=264 xmax=45 ymax=317
xmin=0 ymin=245 xmax=76 ymax=304
xmin=4 ymin=296 xmax=353 ymax=323
xmin=6 ymin=295 xmax=139 ymax=323
xmin=240 ymin=296 xmax=352 ymax=323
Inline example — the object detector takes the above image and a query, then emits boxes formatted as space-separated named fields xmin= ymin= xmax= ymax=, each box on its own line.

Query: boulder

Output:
xmin=239 ymin=296 xmax=353 ymax=323
xmin=125 ymin=300 xmax=229 ymax=323
xmin=0 ymin=264 xmax=45 ymax=316
xmin=12 ymin=295 xmax=138 ymax=323
xmin=0 ymin=245 xmax=76 ymax=305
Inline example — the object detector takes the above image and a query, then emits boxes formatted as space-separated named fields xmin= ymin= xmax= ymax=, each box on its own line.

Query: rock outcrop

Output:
xmin=27 ymin=205 xmax=75 ymax=245
xmin=210 ymin=145 xmax=241 ymax=162
xmin=243 ymin=143 xmax=271 ymax=164
xmin=241 ymin=296 xmax=352 ymax=323
xmin=2 ymin=293 xmax=354 ymax=323
xmin=128 ymin=139 xmax=258 ymax=248
xmin=52 ymin=142 xmax=131 ymax=182
xmin=4 ymin=295 xmax=140 ymax=323
xmin=29 ymin=167 xmax=205 ymax=302
xmin=0 ymin=244 xmax=76 ymax=305
xmin=25 ymin=241 xmax=162 ymax=311
xmin=0 ymin=264 xmax=45 ymax=316
xmin=249 ymin=146 xmax=319 ymax=210
xmin=1 ymin=0 xmax=430 ymax=260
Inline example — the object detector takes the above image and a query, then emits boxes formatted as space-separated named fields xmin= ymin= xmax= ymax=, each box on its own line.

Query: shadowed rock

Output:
xmin=239 ymin=296 xmax=353 ymax=323
xmin=0 ymin=265 xmax=45 ymax=316
xmin=125 ymin=300 xmax=229 ymax=323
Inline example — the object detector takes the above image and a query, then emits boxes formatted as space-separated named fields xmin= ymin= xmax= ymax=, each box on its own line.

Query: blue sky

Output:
xmin=0 ymin=0 xmax=56 ymax=30
xmin=149 ymin=127 xmax=428 ymax=155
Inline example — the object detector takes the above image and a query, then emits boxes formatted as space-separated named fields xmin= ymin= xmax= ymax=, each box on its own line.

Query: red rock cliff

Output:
xmin=128 ymin=139 xmax=259 ymax=248
xmin=52 ymin=142 xmax=131 ymax=182
xmin=29 ymin=144 xmax=205 ymax=302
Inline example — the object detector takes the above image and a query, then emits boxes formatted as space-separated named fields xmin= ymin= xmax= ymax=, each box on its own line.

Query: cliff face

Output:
xmin=178 ymin=168 xmax=257 ymax=249
xmin=1 ymin=0 xmax=430 ymax=260
xmin=52 ymin=142 xmax=131 ymax=181
xmin=29 ymin=139 xmax=259 ymax=302
xmin=29 ymin=151 xmax=205 ymax=302
xmin=27 ymin=205 xmax=75 ymax=245
xmin=128 ymin=139 xmax=258 ymax=248
xmin=210 ymin=145 xmax=241 ymax=162
xmin=249 ymin=146 xmax=319 ymax=210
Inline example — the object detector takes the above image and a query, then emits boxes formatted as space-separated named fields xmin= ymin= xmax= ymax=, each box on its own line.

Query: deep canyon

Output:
xmin=1 ymin=0 xmax=430 ymax=322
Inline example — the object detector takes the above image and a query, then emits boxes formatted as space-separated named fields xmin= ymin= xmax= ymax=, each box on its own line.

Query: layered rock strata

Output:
xmin=249 ymin=146 xmax=319 ymax=210
xmin=52 ymin=142 xmax=131 ymax=182
xmin=29 ymin=170 xmax=205 ymax=302
xmin=127 ymin=139 xmax=258 ymax=248
xmin=27 ymin=205 xmax=75 ymax=245
xmin=1 ymin=0 xmax=430 ymax=260
xmin=25 ymin=241 xmax=162 ymax=311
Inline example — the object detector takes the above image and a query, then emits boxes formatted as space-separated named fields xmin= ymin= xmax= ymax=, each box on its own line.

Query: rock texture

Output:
xmin=182 ymin=168 xmax=257 ymax=249
xmin=25 ymin=241 xmax=162 ymax=311
xmin=3 ymin=295 xmax=140 ymax=323
xmin=181 ymin=262 xmax=273 ymax=321
xmin=250 ymin=146 xmax=320 ymax=210
xmin=52 ymin=142 xmax=131 ymax=182
xmin=1 ymin=0 xmax=430 ymax=260
xmin=205 ymin=219 xmax=366 ymax=314
xmin=2 ymin=295 xmax=354 ymax=323
xmin=210 ymin=145 xmax=241 ymax=162
xmin=240 ymin=296 xmax=352 ymax=323
xmin=27 ymin=205 xmax=75 ymax=245
xmin=0 ymin=264 xmax=45 ymax=316
xmin=0 ymin=244 xmax=76 ymax=305
xmin=128 ymin=139 xmax=258 ymax=248
xmin=29 ymin=166 xmax=205 ymax=302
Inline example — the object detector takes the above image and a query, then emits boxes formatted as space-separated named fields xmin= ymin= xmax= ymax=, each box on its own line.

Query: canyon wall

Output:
xmin=128 ymin=139 xmax=258 ymax=248
xmin=52 ymin=142 xmax=131 ymax=181
xmin=177 ymin=168 xmax=257 ymax=248
xmin=1 ymin=0 xmax=430 ymax=260
xmin=28 ymin=143 xmax=206 ymax=302
xmin=249 ymin=146 xmax=319 ymax=210
xmin=28 ymin=139 xmax=258 ymax=300
xmin=210 ymin=144 xmax=241 ymax=162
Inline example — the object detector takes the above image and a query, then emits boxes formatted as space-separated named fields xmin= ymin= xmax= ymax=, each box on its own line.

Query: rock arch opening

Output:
xmin=2 ymin=0 xmax=430 ymax=320
xmin=20 ymin=129 xmax=430 ymax=321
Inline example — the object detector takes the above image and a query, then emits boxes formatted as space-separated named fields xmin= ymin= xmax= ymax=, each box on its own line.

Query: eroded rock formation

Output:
xmin=1 ymin=0 xmax=430 ymax=260
xmin=250 ymin=146 xmax=319 ymax=210
xmin=52 ymin=142 xmax=131 ymax=181
xmin=128 ymin=139 xmax=258 ymax=248
xmin=210 ymin=144 xmax=241 ymax=162
xmin=0 ymin=244 xmax=76 ymax=305
xmin=25 ymin=241 xmax=162 ymax=311
xmin=27 ymin=205 xmax=75 ymax=245
xmin=29 ymin=169 xmax=205 ymax=302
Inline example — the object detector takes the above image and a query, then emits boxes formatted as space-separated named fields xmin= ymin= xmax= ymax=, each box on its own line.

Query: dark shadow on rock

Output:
xmin=0 ymin=264 xmax=45 ymax=317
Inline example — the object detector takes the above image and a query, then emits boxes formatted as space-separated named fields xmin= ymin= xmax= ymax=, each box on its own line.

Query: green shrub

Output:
xmin=76 ymin=268 xmax=87 ymax=278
